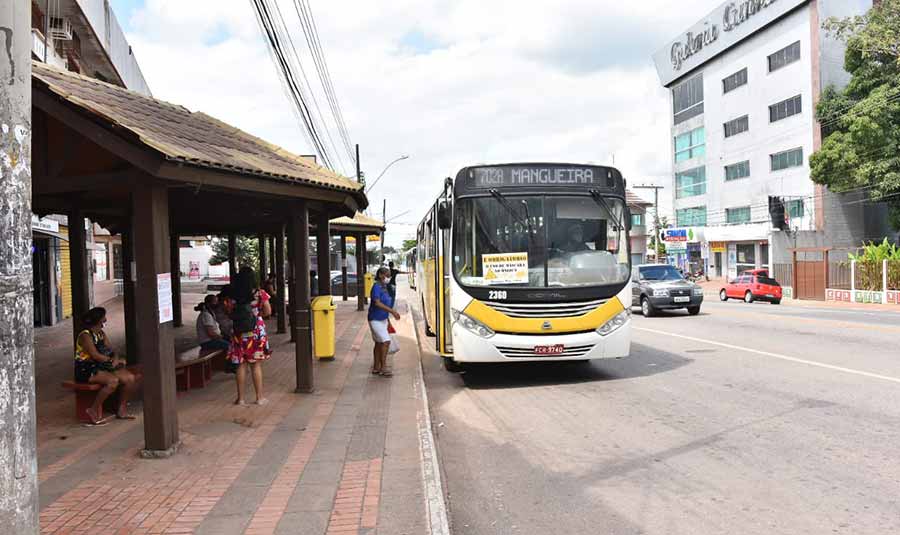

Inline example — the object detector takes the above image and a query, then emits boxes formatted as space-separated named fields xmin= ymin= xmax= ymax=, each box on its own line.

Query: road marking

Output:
xmin=635 ymin=327 xmax=900 ymax=385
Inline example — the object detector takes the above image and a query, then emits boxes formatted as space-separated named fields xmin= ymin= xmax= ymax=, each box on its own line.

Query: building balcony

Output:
xmin=31 ymin=29 xmax=68 ymax=70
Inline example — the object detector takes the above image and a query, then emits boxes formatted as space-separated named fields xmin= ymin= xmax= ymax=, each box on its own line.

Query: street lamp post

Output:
xmin=364 ymin=155 xmax=409 ymax=194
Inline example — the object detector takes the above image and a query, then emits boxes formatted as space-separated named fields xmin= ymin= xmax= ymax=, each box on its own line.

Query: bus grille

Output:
xmin=496 ymin=344 xmax=595 ymax=358
xmin=484 ymin=298 xmax=608 ymax=318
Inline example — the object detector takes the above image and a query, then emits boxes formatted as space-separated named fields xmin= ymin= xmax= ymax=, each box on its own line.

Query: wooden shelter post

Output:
xmin=275 ymin=226 xmax=287 ymax=334
xmin=258 ymin=233 xmax=268 ymax=280
xmin=340 ymin=235 xmax=348 ymax=301
xmin=169 ymin=232 xmax=182 ymax=328
xmin=228 ymin=233 xmax=237 ymax=280
xmin=122 ymin=227 xmax=138 ymax=364
xmin=268 ymin=236 xmax=276 ymax=274
xmin=132 ymin=182 xmax=178 ymax=456
xmin=68 ymin=205 xmax=90 ymax=342
xmin=356 ymin=232 xmax=366 ymax=310
xmin=317 ymin=213 xmax=331 ymax=296
xmin=290 ymin=202 xmax=314 ymax=392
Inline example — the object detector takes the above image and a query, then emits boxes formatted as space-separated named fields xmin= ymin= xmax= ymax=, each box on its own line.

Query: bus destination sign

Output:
xmin=469 ymin=166 xmax=609 ymax=189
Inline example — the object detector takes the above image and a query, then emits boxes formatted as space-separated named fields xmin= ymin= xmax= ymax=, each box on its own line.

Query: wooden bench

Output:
xmin=61 ymin=365 xmax=143 ymax=423
xmin=175 ymin=347 xmax=227 ymax=391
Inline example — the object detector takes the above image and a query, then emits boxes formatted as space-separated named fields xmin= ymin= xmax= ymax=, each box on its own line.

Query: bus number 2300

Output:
xmin=488 ymin=290 xmax=508 ymax=300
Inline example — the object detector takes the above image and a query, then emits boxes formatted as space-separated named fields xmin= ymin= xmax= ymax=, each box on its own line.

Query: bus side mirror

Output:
xmin=625 ymin=207 xmax=633 ymax=231
xmin=437 ymin=201 xmax=452 ymax=229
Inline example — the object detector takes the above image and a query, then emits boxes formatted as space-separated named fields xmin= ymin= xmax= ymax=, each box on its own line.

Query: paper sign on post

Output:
xmin=481 ymin=253 xmax=529 ymax=284
xmin=157 ymin=273 xmax=173 ymax=324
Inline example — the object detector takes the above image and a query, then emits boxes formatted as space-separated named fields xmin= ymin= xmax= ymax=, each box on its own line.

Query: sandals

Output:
xmin=379 ymin=369 xmax=393 ymax=377
xmin=85 ymin=408 xmax=112 ymax=426
xmin=116 ymin=413 xmax=137 ymax=420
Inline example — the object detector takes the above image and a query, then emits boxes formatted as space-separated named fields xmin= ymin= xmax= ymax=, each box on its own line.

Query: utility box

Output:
xmin=311 ymin=295 xmax=336 ymax=359
xmin=364 ymin=273 xmax=375 ymax=298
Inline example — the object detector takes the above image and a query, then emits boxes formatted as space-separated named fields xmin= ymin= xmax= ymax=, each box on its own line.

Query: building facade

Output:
xmin=652 ymin=0 xmax=890 ymax=285
xmin=30 ymin=0 xmax=149 ymax=326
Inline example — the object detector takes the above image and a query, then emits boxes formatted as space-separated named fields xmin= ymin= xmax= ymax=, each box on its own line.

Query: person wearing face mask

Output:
xmin=74 ymin=307 xmax=139 ymax=424
xmin=368 ymin=266 xmax=401 ymax=377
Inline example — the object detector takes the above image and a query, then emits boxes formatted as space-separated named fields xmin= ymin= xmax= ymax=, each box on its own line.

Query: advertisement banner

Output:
xmin=481 ymin=253 xmax=529 ymax=284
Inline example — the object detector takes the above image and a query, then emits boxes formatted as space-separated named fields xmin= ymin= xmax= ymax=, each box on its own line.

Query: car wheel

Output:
xmin=744 ymin=291 xmax=754 ymax=304
xmin=641 ymin=297 xmax=655 ymax=317
xmin=687 ymin=306 xmax=701 ymax=315
xmin=771 ymin=299 xmax=781 ymax=305
xmin=719 ymin=289 xmax=728 ymax=301
xmin=443 ymin=356 xmax=464 ymax=372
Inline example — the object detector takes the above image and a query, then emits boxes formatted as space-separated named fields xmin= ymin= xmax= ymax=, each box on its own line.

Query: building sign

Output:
xmin=710 ymin=241 xmax=727 ymax=253
xmin=157 ymin=273 xmax=173 ymax=324
xmin=666 ymin=242 xmax=688 ymax=254
xmin=653 ymin=0 xmax=806 ymax=86
xmin=31 ymin=215 xmax=59 ymax=233
xmin=662 ymin=228 xmax=688 ymax=242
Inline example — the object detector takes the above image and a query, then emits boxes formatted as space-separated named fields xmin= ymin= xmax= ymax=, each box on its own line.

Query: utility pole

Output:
xmin=381 ymin=199 xmax=386 ymax=264
xmin=634 ymin=184 xmax=664 ymax=257
xmin=355 ymin=144 xmax=362 ymax=186
xmin=0 ymin=3 xmax=39 ymax=533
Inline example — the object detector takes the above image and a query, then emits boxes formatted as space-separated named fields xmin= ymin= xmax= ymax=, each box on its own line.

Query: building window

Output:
xmin=726 ymin=206 xmax=752 ymax=224
xmin=769 ymin=95 xmax=802 ymax=122
xmin=722 ymin=68 xmax=748 ymax=93
xmin=725 ymin=160 xmax=750 ymax=181
xmin=675 ymin=166 xmax=707 ymax=199
xmin=785 ymin=199 xmax=804 ymax=218
xmin=723 ymin=115 xmax=749 ymax=138
xmin=768 ymin=41 xmax=801 ymax=72
xmin=676 ymin=206 xmax=707 ymax=226
xmin=672 ymin=74 xmax=704 ymax=125
xmin=674 ymin=127 xmax=705 ymax=162
xmin=736 ymin=243 xmax=756 ymax=271
xmin=631 ymin=213 xmax=644 ymax=226
xmin=770 ymin=147 xmax=804 ymax=171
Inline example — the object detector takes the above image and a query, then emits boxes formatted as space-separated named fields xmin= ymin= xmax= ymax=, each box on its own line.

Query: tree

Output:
xmin=209 ymin=236 xmax=259 ymax=272
xmin=402 ymin=239 xmax=418 ymax=251
xmin=810 ymin=0 xmax=900 ymax=230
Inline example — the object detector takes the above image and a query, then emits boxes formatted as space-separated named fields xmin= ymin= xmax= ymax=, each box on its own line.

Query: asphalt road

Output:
xmin=411 ymin=285 xmax=900 ymax=535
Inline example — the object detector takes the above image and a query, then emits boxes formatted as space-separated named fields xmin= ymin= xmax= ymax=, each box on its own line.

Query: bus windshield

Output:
xmin=452 ymin=194 xmax=629 ymax=288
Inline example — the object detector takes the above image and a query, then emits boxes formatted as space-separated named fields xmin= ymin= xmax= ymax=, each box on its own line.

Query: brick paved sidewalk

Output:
xmin=37 ymin=298 xmax=430 ymax=535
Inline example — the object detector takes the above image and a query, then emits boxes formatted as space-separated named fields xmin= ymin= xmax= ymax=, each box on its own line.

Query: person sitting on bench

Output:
xmin=74 ymin=307 xmax=139 ymax=425
xmin=196 ymin=295 xmax=230 ymax=351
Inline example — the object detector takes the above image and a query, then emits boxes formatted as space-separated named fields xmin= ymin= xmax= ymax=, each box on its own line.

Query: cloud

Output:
xmin=120 ymin=0 xmax=711 ymax=245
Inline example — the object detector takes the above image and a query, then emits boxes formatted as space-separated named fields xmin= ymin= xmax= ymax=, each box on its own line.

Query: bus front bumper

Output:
xmin=450 ymin=321 xmax=631 ymax=363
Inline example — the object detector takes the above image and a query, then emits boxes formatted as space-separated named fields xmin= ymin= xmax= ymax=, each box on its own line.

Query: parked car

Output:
xmin=719 ymin=269 xmax=782 ymax=304
xmin=330 ymin=272 xmax=359 ymax=295
xmin=632 ymin=264 xmax=704 ymax=316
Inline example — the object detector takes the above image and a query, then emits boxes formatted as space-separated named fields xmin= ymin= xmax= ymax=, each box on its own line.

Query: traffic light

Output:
xmin=768 ymin=196 xmax=787 ymax=230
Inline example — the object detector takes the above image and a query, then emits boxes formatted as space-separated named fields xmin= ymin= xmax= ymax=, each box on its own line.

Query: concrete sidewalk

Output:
xmin=695 ymin=277 xmax=900 ymax=313
xmin=36 ymin=298 xmax=434 ymax=535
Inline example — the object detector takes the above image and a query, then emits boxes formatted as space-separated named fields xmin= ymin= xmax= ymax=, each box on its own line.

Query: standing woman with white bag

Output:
xmin=368 ymin=267 xmax=401 ymax=377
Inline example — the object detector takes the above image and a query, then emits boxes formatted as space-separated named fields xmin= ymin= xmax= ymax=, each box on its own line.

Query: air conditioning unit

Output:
xmin=48 ymin=17 xmax=74 ymax=41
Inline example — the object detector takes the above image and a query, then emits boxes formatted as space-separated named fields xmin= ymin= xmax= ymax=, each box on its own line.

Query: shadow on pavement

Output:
xmin=459 ymin=342 xmax=692 ymax=390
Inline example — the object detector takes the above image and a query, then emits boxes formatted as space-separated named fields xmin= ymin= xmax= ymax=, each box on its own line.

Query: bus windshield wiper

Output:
xmin=589 ymin=189 xmax=624 ymax=231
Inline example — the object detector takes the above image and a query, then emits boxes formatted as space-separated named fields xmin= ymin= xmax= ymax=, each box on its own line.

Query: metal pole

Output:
xmin=0 ymin=3 xmax=38 ymax=530
xmin=356 ymin=143 xmax=362 ymax=185
xmin=340 ymin=235 xmax=348 ymax=301
xmin=634 ymin=184 xmax=664 ymax=259
xmin=381 ymin=199 xmax=386 ymax=264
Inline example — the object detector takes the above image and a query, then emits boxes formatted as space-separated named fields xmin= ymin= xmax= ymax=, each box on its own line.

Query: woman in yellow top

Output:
xmin=74 ymin=307 xmax=139 ymax=425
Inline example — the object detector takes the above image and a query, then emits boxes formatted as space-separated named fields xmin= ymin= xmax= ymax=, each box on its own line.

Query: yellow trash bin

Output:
xmin=311 ymin=295 xmax=336 ymax=359
xmin=364 ymin=272 xmax=375 ymax=298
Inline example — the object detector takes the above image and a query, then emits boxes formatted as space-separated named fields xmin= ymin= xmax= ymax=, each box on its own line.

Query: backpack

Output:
xmin=230 ymin=302 xmax=255 ymax=334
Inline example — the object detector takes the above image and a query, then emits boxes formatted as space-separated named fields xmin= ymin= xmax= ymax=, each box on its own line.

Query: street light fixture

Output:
xmin=365 ymin=155 xmax=409 ymax=194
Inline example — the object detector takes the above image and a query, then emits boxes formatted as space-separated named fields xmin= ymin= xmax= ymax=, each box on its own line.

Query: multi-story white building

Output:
xmin=652 ymin=0 xmax=891 ymax=287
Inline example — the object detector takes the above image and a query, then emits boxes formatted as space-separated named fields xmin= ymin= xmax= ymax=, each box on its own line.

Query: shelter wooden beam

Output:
xmin=34 ymin=170 xmax=134 ymax=195
xmin=132 ymin=182 xmax=179 ymax=455
xmin=316 ymin=213 xmax=331 ymax=297
xmin=290 ymin=202 xmax=314 ymax=393
xmin=170 ymin=231 xmax=182 ymax=328
xmin=356 ymin=233 xmax=366 ymax=311
xmin=258 ymin=234 xmax=268 ymax=281
xmin=275 ymin=226 xmax=287 ymax=334
xmin=67 ymin=205 xmax=90 ymax=343
xmin=122 ymin=226 xmax=138 ymax=364
xmin=340 ymin=235 xmax=348 ymax=301
xmin=228 ymin=233 xmax=237 ymax=280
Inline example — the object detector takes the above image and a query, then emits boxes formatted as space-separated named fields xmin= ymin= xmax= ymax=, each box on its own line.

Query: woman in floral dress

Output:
xmin=228 ymin=267 xmax=272 ymax=405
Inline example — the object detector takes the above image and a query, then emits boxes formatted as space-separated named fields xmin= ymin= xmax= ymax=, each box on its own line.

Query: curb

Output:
xmin=408 ymin=302 xmax=452 ymax=535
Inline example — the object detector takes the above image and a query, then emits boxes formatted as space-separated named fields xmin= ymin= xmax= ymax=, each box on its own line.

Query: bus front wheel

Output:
xmin=443 ymin=356 xmax=464 ymax=373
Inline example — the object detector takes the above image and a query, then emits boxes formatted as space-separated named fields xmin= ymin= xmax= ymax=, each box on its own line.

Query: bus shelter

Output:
xmin=329 ymin=213 xmax=386 ymax=310
xmin=30 ymin=62 xmax=367 ymax=456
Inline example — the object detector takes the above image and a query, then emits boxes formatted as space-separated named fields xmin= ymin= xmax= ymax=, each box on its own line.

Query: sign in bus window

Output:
xmin=481 ymin=253 xmax=529 ymax=285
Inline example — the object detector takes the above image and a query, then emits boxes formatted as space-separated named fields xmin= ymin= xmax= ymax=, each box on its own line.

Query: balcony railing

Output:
xmin=31 ymin=29 xmax=68 ymax=70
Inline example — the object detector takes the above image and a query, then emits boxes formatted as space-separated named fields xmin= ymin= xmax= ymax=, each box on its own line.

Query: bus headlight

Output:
xmin=451 ymin=309 xmax=495 ymax=338
xmin=596 ymin=309 xmax=630 ymax=336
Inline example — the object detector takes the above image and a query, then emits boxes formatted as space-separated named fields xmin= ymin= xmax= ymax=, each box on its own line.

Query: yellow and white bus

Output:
xmin=416 ymin=163 xmax=633 ymax=371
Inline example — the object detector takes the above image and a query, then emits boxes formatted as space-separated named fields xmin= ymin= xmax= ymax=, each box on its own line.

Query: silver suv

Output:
xmin=631 ymin=264 xmax=704 ymax=316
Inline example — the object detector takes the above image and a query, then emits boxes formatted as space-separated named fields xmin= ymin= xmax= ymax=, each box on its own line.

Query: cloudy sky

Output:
xmin=110 ymin=0 xmax=716 ymax=248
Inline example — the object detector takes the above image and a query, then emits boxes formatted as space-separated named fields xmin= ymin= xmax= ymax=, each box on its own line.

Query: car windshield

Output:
xmin=452 ymin=194 xmax=629 ymax=288
xmin=639 ymin=265 xmax=684 ymax=281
